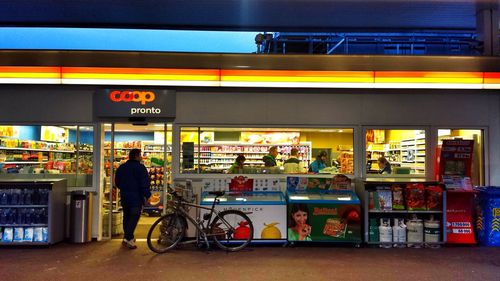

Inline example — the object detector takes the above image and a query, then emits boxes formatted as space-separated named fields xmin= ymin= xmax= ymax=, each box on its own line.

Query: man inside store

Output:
xmin=262 ymin=146 xmax=279 ymax=167
xmin=308 ymin=151 xmax=328 ymax=173
xmin=115 ymin=148 xmax=151 ymax=249
xmin=284 ymin=148 xmax=302 ymax=173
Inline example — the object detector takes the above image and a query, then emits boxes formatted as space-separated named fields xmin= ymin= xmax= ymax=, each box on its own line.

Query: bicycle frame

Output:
xmin=169 ymin=196 xmax=237 ymax=244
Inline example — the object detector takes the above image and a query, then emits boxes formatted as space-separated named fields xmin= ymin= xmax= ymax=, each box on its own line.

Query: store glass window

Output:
xmin=437 ymin=129 xmax=484 ymax=186
xmin=179 ymin=127 xmax=354 ymax=175
xmin=366 ymin=129 xmax=426 ymax=176
xmin=0 ymin=125 xmax=94 ymax=187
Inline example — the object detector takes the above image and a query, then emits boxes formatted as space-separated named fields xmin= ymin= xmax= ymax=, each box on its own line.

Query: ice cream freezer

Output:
xmin=286 ymin=190 xmax=362 ymax=244
xmin=200 ymin=191 xmax=287 ymax=243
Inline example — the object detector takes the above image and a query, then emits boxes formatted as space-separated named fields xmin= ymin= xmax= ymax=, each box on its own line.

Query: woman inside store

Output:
xmin=227 ymin=154 xmax=246 ymax=174
xmin=308 ymin=151 xmax=327 ymax=173
xmin=377 ymin=156 xmax=392 ymax=174
xmin=288 ymin=203 xmax=312 ymax=241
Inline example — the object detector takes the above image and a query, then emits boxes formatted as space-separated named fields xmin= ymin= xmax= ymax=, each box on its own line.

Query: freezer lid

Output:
xmin=200 ymin=191 xmax=286 ymax=205
xmin=287 ymin=190 xmax=360 ymax=204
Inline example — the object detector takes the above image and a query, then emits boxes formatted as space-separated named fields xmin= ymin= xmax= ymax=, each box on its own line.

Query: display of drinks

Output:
xmin=424 ymin=215 xmax=441 ymax=248
xmin=369 ymin=218 xmax=379 ymax=242
xmin=379 ymin=218 xmax=392 ymax=248
xmin=392 ymin=218 xmax=407 ymax=248
xmin=407 ymin=215 xmax=424 ymax=248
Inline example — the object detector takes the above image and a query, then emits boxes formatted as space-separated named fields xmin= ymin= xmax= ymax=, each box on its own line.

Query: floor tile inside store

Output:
xmin=1 ymin=242 xmax=499 ymax=281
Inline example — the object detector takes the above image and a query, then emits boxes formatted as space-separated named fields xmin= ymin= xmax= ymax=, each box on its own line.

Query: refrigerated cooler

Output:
xmin=200 ymin=191 xmax=287 ymax=243
xmin=286 ymin=190 xmax=362 ymax=244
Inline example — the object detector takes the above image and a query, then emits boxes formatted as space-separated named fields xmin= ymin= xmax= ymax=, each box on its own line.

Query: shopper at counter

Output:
xmin=227 ymin=154 xmax=246 ymax=174
xmin=308 ymin=151 xmax=327 ymax=173
xmin=262 ymin=146 xmax=278 ymax=167
xmin=115 ymin=148 xmax=151 ymax=249
xmin=377 ymin=156 xmax=392 ymax=174
xmin=284 ymin=148 xmax=302 ymax=173
xmin=288 ymin=203 xmax=312 ymax=241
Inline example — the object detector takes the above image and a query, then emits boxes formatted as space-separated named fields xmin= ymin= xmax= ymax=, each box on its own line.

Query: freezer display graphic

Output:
xmin=200 ymin=204 xmax=287 ymax=240
xmin=287 ymin=203 xmax=361 ymax=242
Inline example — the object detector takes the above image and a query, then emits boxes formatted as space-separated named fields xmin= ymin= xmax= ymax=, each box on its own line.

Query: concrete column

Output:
xmin=476 ymin=3 xmax=499 ymax=56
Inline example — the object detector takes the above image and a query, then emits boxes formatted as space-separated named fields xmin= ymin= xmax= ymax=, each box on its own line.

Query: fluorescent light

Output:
xmin=203 ymin=198 xmax=227 ymax=202
xmin=235 ymin=198 xmax=247 ymax=201
xmin=337 ymin=197 xmax=352 ymax=201
xmin=290 ymin=196 xmax=309 ymax=200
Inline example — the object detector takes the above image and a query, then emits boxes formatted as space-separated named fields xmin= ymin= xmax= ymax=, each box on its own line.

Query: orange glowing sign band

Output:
xmin=61 ymin=67 xmax=220 ymax=81
xmin=0 ymin=66 xmax=500 ymax=88
xmin=0 ymin=66 xmax=60 ymax=78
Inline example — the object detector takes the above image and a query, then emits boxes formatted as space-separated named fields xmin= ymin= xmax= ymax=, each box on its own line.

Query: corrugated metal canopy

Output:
xmin=0 ymin=0 xmax=496 ymax=31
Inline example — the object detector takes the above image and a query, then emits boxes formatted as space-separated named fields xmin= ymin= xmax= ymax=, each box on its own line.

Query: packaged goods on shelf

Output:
xmin=392 ymin=185 xmax=405 ymax=210
xmin=406 ymin=184 xmax=426 ymax=211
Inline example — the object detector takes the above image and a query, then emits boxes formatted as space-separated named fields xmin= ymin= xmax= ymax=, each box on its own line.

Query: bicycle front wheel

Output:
xmin=210 ymin=210 xmax=253 ymax=252
xmin=147 ymin=213 xmax=186 ymax=254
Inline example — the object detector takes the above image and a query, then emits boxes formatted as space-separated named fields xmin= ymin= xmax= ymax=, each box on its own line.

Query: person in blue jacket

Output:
xmin=308 ymin=151 xmax=328 ymax=173
xmin=115 ymin=148 xmax=151 ymax=249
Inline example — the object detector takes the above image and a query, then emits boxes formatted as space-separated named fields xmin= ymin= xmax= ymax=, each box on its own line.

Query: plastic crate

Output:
xmin=475 ymin=187 xmax=500 ymax=246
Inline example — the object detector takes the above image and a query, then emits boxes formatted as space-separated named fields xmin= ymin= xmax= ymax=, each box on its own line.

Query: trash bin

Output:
xmin=70 ymin=191 xmax=93 ymax=243
xmin=476 ymin=187 xmax=500 ymax=246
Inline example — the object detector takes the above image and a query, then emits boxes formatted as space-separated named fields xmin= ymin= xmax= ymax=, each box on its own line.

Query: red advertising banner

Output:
xmin=439 ymin=139 xmax=474 ymax=181
xmin=446 ymin=191 xmax=476 ymax=244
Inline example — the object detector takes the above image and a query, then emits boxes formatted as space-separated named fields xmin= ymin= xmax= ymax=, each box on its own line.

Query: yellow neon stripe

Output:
xmin=221 ymin=75 xmax=373 ymax=83
xmin=0 ymin=73 xmax=60 ymax=78
xmin=374 ymin=77 xmax=483 ymax=84
xmin=62 ymin=73 xmax=219 ymax=81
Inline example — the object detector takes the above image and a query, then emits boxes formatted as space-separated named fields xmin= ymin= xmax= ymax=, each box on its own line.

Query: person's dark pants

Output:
xmin=122 ymin=206 xmax=142 ymax=241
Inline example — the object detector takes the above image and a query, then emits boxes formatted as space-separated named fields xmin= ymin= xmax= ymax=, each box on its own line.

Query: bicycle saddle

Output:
xmin=208 ymin=191 xmax=225 ymax=197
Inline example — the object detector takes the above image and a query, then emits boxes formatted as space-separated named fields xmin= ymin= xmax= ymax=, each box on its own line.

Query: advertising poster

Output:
xmin=0 ymin=126 xmax=19 ymax=138
xmin=41 ymin=126 xmax=68 ymax=143
xmin=200 ymin=204 xmax=287 ymax=240
xmin=439 ymin=139 xmax=474 ymax=181
xmin=241 ymin=132 xmax=300 ymax=145
xmin=287 ymin=202 xmax=361 ymax=242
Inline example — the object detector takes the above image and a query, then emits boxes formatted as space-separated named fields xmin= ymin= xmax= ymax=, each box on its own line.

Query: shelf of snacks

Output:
xmin=185 ymin=142 xmax=312 ymax=172
xmin=363 ymin=179 xmax=446 ymax=248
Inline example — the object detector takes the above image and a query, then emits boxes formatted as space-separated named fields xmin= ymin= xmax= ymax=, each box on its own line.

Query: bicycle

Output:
xmin=147 ymin=189 xmax=254 ymax=253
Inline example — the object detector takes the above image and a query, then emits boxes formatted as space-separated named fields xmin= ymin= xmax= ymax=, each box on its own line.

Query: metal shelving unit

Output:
xmin=363 ymin=179 xmax=447 ymax=246
xmin=0 ymin=179 xmax=66 ymax=245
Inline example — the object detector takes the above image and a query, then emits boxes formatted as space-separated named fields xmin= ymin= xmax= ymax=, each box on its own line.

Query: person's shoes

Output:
xmin=122 ymin=239 xmax=137 ymax=249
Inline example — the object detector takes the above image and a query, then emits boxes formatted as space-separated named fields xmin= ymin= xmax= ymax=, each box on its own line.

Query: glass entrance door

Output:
xmin=100 ymin=122 xmax=172 ymax=240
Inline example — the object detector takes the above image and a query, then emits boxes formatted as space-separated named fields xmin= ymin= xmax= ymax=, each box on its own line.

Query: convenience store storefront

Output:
xmin=0 ymin=54 xmax=499 ymax=240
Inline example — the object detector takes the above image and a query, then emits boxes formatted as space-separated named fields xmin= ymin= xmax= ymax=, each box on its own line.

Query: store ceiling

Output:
xmin=0 ymin=0 xmax=496 ymax=32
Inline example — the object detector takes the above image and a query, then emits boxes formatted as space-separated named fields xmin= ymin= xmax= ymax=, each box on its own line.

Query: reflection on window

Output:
xmin=437 ymin=129 xmax=484 ymax=186
xmin=0 ymin=125 xmax=94 ymax=187
xmin=366 ymin=129 xmax=426 ymax=176
xmin=180 ymin=127 xmax=354 ymax=175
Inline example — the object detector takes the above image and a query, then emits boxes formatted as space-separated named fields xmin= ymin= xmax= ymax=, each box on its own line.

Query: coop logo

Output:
xmin=109 ymin=90 xmax=155 ymax=105
xmin=109 ymin=90 xmax=161 ymax=115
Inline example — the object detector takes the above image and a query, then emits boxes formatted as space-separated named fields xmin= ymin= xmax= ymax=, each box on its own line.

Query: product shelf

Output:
xmin=0 ymin=224 xmax=48 ymax=227
xmin=363 ymin=179 xmax=446 ymax=246
xmin=1 ymin=161 xmax=48 ymax=164
xmin=0 ymin=205 xmax=48 ymax=208
xmin=0 ymin=242 xmax=50 ymax=245
xmin=0 ymin=147 xmax=75 ymax=153
xmin=368 ymin=210 xmax=442 ymax=214
xmin=366 ymin=241 xmax=445 ymax=245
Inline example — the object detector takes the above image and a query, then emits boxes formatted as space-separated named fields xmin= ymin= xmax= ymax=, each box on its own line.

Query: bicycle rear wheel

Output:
xmin=147 ymin=213 xmax=186 ymax=254
xmin=210 ymin=210 xmax=253 ymax=252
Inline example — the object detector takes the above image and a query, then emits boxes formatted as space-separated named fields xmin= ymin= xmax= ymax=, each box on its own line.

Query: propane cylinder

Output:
xmin=369 ymin=218 xmax=379 ymax=242
xmin=407 ymin=215 xmax=424 ymax=248
xmin=393 ymin=218 xmax=407 ymax=248
xmin=379 ymin=218 xmax=392 ymax=248
xmin=424 ymin=215 xmax=441 ymax=248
